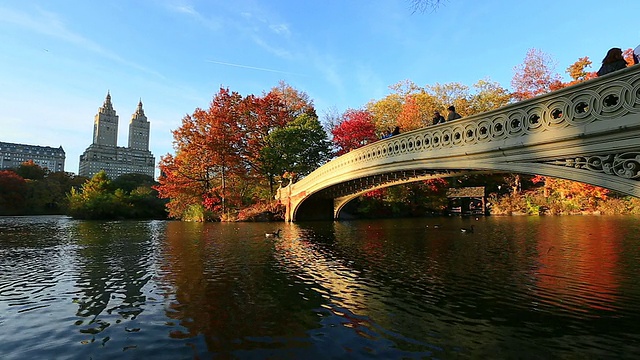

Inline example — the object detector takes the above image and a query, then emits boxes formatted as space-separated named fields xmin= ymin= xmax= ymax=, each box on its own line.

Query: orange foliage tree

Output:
xmin=396 ymin=95 xmax=422 ymax=131
xmin=566 ymin=56 xmax=597 ymax=84
xmin=532 ymin=175 xmax=609 ymax=211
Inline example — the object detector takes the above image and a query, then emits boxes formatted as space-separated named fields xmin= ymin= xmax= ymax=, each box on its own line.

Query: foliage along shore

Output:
xmin=0 ymin=162 xmax=167 ymax=220
xmin=150 ymin=50 xmax=640 ymax=222
xmin=3 ymin=50 xmax=640 ymax=221
xmin=1 ymin=161 xmax=639 ymax=221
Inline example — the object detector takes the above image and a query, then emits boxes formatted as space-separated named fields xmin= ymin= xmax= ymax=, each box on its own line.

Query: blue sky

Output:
xmin=1 ymin=0 xmax=639 ymax=175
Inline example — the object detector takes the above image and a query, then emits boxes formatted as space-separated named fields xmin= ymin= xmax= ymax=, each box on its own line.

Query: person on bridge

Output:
xmin=596 ymin=47 xmax=628 ymax=76
xmin=446 ymin=106 xmax=462 ymax=121
xmin=432 ymin=111 xmax=445 ymax=125
xmin=391 ymin=126 xmax=400 ymax=136
xmin=634 ymin=45 xmax=640 ymax=65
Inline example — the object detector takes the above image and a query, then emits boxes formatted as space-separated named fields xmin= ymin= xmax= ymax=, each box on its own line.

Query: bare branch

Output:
xmin=408 ymin=0 xmax=445 ymax=14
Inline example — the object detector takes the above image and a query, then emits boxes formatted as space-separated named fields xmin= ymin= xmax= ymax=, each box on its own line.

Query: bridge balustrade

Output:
xmin=278 ymin=65 xmax=640 ymax=221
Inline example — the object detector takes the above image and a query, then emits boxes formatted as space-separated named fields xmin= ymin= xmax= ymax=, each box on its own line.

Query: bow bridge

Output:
xmin=277 ymin=66 xmax=640 ymax=221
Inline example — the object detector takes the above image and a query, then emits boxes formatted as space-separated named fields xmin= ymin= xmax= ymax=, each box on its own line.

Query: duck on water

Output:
xmin=265 ymin=229 xmax=281 ymax=238
xmin=461 ymin=225 xmax=475 ymax=233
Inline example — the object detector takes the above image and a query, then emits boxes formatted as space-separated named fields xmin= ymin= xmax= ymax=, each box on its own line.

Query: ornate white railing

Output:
xmin=277 ymin=65 xmax=640 ymax=218
xmin=302 ymin=66 xmax=639 ymax=186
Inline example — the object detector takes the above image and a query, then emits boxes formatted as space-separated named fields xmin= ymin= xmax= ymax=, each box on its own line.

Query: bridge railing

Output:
xmin=283 ymin=65 xmax=640 ymax=196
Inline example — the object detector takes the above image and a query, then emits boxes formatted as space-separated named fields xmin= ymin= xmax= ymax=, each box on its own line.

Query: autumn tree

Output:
xmin=331 ymin=109 xmax=378 ymax=156
xmin=427 ymin=82 xmax=472 ymax=116
xmin=241 ymin=91 xmax=294 ymax=196
xmin=270 ymin=80 xmax=315 ymax=119
xmin=0 ymin=170 xmax=27 ymax=215
xmin=510 ymin=49 xmax=566 ymax=193
xmin=531 ymin=175 xmax=609 ymax=213
xmin=566 ymin=56 xmax=597 ymax=84
xmin=467 ymin=79 xmax=511 ymax=114
xmin=397 ymin=92 xmax=439 ymax=130
xmin=623 ymin=48 xmax=635 ymax=66
xmin=366 ymin=94 xmax=404 ymax=135
xmin=396 ymin=95 xmax=422 ymax=131
xmin=156 ymin=88 xmax=246 ymax=220
xmin=511 ymin=48 xmax=564 ymax=101
xmin=156 ymin=84 xmax=332 ymax=221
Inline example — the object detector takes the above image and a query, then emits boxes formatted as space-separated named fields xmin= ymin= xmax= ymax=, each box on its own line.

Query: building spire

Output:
xmin=101 ymin=91 xmax=114 ymax=112
xmin=134 ymin=98 xmax=145 ymax=118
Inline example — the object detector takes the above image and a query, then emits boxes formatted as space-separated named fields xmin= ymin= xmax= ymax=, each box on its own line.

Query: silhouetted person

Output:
xmin=391 ymin=126 xmax=400 ymax=136
xmin=446 ymin=106 xmax=462 ymax=121
xmin=634 ymin=45 xmax=640 ymax=65
xmin=597 ymin=47 xmax=628 ymax=76
xmin=432 ymin=111 xmax=445 ymax=125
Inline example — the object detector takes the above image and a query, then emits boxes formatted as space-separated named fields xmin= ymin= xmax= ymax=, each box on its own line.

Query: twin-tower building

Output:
xmin=78 ymin=92 xmax=155 ymax=179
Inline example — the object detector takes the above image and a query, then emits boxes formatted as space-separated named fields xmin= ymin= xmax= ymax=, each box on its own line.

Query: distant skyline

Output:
xmin=1 ymin=0 xmax=639 ymax=176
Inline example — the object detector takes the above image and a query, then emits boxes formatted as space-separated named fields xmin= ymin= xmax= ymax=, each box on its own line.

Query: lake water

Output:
xmin=1 ymin=215 xmax=639 ymax=359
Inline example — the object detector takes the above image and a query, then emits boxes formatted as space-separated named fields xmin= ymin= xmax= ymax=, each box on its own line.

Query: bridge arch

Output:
xmin=277 ymin=66 xmax=640 ymax=221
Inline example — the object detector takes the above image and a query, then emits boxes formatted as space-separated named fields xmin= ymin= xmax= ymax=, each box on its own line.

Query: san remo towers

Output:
xmin=79 ymin=92 xmax=155 ymax=179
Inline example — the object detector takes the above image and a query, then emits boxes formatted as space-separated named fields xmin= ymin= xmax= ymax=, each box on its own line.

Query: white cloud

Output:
xmin=269 ymin=23 xmax=291 ymax=37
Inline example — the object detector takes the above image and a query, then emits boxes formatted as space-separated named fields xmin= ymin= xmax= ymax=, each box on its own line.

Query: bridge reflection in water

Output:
xmin=278 ymin=66 xmax=640 ymax=221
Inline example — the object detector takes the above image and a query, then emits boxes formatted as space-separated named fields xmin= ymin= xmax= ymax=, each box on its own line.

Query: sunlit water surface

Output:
xmin=1 ymin=215 xmax=640 ymax=359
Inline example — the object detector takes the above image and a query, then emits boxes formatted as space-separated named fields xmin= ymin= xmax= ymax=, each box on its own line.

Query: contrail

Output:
xmin=206 ymin=59 xmax=305 ymax=76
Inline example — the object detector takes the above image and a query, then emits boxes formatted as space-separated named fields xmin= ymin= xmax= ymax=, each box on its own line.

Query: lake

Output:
xmin=1 ymin=215 xmax=639 ymax=359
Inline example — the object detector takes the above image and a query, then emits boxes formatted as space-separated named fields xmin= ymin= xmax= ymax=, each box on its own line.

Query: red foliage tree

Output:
xmin=331 ymin=109 xmax=378 ymax=156
xmin=0 ymin=170 xmax=27 ymax=214
xmin=155 ymin=88 xmax=246 ymax=219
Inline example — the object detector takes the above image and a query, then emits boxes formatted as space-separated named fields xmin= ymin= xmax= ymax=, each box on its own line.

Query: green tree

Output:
xmin=15 ymin=160 xmax=47 ymax=180
xmin=24 ymin=178 xmax=62 ymax=214
xmin=261 ymin=112 xmax=333 ymax=187
xmin=241 ymin=91 xmax=293 ymax=197
xmin=110 ymin=173 xmax=156 ymax=193
xmin=67 ymin=170 xmax=120 ymax=219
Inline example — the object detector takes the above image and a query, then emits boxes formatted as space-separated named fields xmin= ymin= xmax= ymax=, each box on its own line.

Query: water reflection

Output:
xmin=533 ymin=217 xmax=621 ymax=314
xmin=72 ymin=221 xmax=155 ymax=335
xmin=1 ymin=215 xmax=640 ymax=358
xmin=160 ymin=222 xmax=326 ymax=356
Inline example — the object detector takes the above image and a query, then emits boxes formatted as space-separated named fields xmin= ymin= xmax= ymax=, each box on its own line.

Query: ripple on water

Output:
xmin=2 ymin=217 xmax=640 ymax=358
